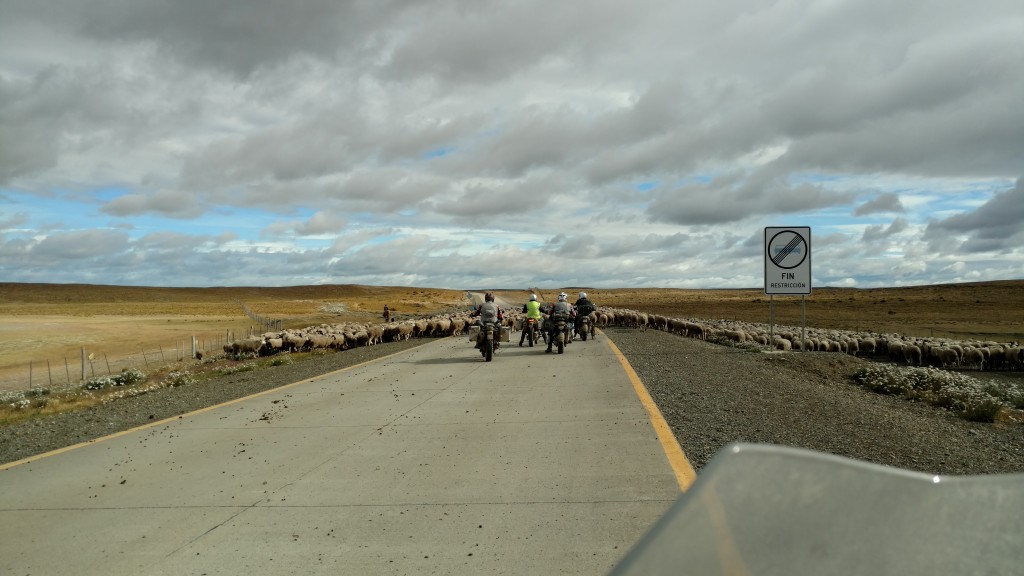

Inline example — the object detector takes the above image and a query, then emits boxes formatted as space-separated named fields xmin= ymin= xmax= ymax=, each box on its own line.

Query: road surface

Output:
xmin=1 ymin=333 xmax=687 ymax=575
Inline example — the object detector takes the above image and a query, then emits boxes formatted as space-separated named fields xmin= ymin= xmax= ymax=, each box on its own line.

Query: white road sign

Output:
xmin=764 ymin=227 xmax=811 ymax=295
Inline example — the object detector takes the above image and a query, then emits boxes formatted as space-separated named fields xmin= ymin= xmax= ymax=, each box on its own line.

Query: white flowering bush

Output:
xmin=268 ymin=355 xmax=293 ymax=367
xmin=161 ymin=371 xmax=196 ymax=387
xmin=101 ymin=381 xmax=165 ymax=403
xmin=1 ymin=390 xmax=31 ymax=410
xmin=84 ymin=368 xmax=147 ymax=390
xmin=854 ymin=364 xmax=1009 ymax=422
xmin=214 ymin=362 xmax=256 ymax=375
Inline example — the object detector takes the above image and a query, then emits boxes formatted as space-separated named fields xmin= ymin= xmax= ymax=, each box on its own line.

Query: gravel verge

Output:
xmin=3 ymin=329 xmax=1023 ymax=477
xmin=603 ymin=327 xmax=1024 ymax=476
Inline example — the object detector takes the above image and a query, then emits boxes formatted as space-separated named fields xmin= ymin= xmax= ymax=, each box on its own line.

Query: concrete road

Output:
xmin=0 ymin=334 xmax=688 ymax=576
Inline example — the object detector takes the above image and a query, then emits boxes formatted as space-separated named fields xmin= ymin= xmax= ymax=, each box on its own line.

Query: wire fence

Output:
xmin=0 ymin=326 xmax=272 ymax=393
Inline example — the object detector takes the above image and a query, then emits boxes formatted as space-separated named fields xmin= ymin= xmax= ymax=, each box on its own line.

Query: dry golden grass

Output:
xmin=1 ymin=281 xmax=1022 ymax=392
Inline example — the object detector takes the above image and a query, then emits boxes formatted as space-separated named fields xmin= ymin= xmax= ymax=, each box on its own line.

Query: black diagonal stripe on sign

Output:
xmin=771 ymin=235 xmax=802 ymax=266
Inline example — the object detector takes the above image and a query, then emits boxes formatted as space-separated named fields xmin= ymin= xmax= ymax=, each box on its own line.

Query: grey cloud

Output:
xmin=0 ymin=212 xmax=29 ymax=230
xmin=645 ymin=171 xmax=857 ymax=226
xmin=12 ymin=0 xmax=394 ymax=77
xmin=31 ymin=229 xmax=130 ymax=260
xmin=854 ymin=193 xmax=905 ymax=216
xmin=380 ymin=1 xmax=633 ymax=84
xmin=102 ymin=190 xmax=204 ymax=219
xmin=925 ymin=178 xmax=1024 ymax=253
xmin=594 ymin=233 xmax=693 ymax=258
xmin=861 ymin=218 xmax=910 ymax=242
xmin=297 ymin=212 xmax=347 ymax=236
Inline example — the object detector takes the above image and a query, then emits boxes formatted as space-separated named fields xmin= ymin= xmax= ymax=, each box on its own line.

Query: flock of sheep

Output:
xmin=224 ymin=304 xmax=1022 ymax=372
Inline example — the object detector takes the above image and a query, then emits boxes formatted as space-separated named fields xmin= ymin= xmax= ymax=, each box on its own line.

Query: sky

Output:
xmin=1 ymin=0 xmax=1022 ymax=290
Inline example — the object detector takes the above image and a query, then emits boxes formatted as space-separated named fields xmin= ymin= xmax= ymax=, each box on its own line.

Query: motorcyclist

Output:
xmin=520 ymin=293 xmax=543 ymax=346
xmin=574 ymin=292 xmax=596 ymax=316
xmin=471 ymin=293 xmax=503 ymax=351
xmin=573 ymin=291 xmax=596 ymax=339
xmin=545 ymin=292 xmax=575 ymax=353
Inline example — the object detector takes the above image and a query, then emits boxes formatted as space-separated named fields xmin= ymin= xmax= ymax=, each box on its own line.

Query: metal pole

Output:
xmin=769 ymin=295 xmax=775 ymax=341
xmin=801 ymin=295 xmax=807 ymax=352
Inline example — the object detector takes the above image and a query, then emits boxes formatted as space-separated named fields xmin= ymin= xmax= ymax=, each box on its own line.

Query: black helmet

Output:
xmin=485 ymin=292 xmax=494 ymax=302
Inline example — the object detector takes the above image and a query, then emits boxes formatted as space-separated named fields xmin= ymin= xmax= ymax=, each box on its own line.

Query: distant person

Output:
xmin=383 ymin=305 xmax=390 ymax=322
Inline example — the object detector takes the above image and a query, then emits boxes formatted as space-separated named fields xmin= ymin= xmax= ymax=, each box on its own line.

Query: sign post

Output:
xmin=764 ymin=227 xmax=812 ymax=350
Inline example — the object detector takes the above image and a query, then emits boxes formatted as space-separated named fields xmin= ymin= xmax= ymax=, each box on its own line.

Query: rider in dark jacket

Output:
xmin=573 ymin=292 xmax=596 ymax=317
xmin=471 ymin=293 xmax=503 ymax=350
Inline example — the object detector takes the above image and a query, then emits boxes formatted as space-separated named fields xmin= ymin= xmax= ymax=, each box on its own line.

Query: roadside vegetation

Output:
xmin=0 ymin=351 xmax=312 ymax=427
xmin=709 ymin=334 xmax=1024 ymax=424
xmin=853 ymin=364 xmax=1024 ymax=423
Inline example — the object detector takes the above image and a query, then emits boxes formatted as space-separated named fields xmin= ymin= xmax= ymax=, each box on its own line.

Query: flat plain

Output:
xmin=1 ymin=280 xmax=1022 ymax=391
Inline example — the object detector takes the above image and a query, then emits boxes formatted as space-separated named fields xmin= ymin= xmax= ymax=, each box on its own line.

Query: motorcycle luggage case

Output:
xmin=467 ymin=325 xmax=509 ymax=342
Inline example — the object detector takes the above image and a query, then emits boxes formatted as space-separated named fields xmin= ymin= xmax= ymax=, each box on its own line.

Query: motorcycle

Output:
xmin=574 ymin=314 xmax=595 ymax=341
xmin=521 ymin=317 xmax=539 ymax=347
xmin=550 ymin=315 xmax=570 ymax=354
xmin=476 ymin=320 xmax=502 ymax=362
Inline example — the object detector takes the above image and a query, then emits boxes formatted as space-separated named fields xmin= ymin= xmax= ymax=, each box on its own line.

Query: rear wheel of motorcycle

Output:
xmin=557 ymin=333 xmax=564 ymax=354
xmin=527 ymin=326 xmax=534 ymax=347
xmin=580 ymin=328 xmax=588 ymax=342
xmin=485 ymin=338 xmax=493 ymax=362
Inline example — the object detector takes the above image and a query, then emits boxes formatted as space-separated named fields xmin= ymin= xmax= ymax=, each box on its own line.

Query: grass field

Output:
xmin=1 ymin=280 xmax=1022 ymax=391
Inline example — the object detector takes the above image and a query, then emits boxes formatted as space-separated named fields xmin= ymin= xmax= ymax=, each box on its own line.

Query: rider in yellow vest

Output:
xmin=519 ymin=293 xmax=543 ymax=346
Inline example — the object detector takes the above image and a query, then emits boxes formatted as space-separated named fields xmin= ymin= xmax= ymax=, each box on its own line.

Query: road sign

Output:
xmin=765 ymin=227 xmax=811 ymax=295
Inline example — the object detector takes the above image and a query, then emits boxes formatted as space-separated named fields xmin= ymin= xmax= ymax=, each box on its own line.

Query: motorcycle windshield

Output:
xmin=610 ymin=443 xmax=1024 ymax=576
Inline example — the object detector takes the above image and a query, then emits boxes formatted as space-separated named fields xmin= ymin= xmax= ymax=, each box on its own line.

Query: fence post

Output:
xmin=81 ymin=347 xmax=85 ymax=381
xmin=64 ymin=356 xmax=70 ymax=385
xmin=47 ymin=360 xmax=52 ymax=387
xmin=29 ymin=360 xmax=33 ymax=389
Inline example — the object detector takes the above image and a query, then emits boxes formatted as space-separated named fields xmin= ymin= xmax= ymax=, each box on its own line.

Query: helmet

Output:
xmin=485 ymin=292 xmax=494 ymax=302
xmin=579 ymin=292 xmax=587 ymax=299
xmin=558 ymin=292 xmax=567 ymax=302
xmin=529 ymin=293 xmax=537 ymax=301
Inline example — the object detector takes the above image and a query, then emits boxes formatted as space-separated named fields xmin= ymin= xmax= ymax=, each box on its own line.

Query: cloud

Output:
xmin=296 ymin=211 xmax=347 ymax=236
xmin=27 ymin=229 xmax=131 ymax=261
xmin=854 ymin=193 xmax=905 ymax=216
xmin=1 ymin=0 xmax=1023 ymax=289
xmin=925 ymin=178 xmax=1024 ymax=253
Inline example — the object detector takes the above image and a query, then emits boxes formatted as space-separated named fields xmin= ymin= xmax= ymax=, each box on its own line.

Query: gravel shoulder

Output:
xmin=604 ymin=327 xmax=1024 ymax=476
xmin=3 ymin=329 xmax=1023 ymax=476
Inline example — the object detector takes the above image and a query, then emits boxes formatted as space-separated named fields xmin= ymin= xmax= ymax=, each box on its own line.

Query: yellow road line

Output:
xmin=0 ymin=346 xmax=418 ymax=471
xmin=604 ymin=334 xmax=698 ymax=492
